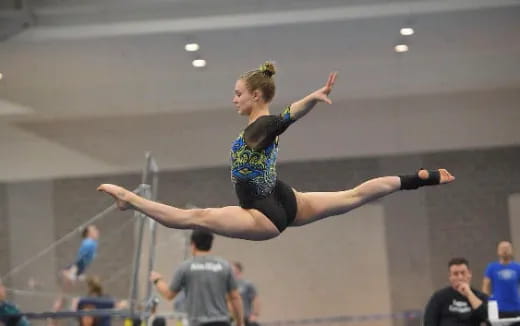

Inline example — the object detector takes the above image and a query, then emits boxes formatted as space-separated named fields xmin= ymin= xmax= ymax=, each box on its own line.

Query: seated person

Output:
xmin=76 ymin=277 xmax=114 ymax=326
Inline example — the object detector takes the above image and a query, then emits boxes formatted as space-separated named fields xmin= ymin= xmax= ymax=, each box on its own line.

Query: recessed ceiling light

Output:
xmin=394 ymin=44 xmax=409 ymax=53
xmin=400 ymin=27 xmax=414 ymax=36
xmin=185 ymin=43 xmax=200 ymax=52
xmin=192 ymin=59 xmax=206 ymax=68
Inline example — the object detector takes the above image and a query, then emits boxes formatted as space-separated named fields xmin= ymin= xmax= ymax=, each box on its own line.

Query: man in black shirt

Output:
xmin=424 ymin=257 xmax=488 ymax=326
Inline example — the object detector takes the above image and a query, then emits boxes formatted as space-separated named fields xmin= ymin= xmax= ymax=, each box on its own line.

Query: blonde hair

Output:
xmin=240 ymin=61 xmax=276 ymax=103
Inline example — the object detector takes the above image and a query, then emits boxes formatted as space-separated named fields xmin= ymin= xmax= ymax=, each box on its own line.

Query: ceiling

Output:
xmin=0 ymin=0 xmax=519 ymax=182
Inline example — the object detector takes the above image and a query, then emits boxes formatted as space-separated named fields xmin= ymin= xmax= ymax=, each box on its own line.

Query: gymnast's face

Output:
xmin=233 ymin=79 xmax=260 ymax=116
xmin=88 ymin=225 xmax=100 ymax=240
xmin=449 ymin=264 xmax=472 ymax=289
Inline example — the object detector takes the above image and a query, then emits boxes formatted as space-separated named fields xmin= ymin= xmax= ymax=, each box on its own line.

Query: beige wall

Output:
xmin=508 ymin=194 xmax=520 ymax=251
xmin=3 ymin=88 xmax=520 ymax=182
xmin=6 ymin=181 xmax=58 ymax=311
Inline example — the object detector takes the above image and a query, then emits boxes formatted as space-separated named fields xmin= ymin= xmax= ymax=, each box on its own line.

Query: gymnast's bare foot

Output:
xmin=418 ymin=169 xmax=455 ymax=184
xmin=97 ymin=184 xmax=133 ymax=210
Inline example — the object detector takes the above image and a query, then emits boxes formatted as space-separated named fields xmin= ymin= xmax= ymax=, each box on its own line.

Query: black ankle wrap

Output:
xmin=399 ymin=170 xmax=441 ymax=190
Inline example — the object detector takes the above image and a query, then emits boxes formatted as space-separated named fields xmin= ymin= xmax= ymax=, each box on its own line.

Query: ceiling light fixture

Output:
xmin=394 ymin=44 xmax=409 ymax=53
xmin=185 ymin=43 xmax=200 ymax=52
xmin=192 ymin=59 xmax=206 ymax=68
xmin=400 ymin=27 xmax=414 ymax=36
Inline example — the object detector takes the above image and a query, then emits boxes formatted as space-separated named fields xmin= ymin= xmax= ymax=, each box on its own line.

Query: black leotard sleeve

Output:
xmin=243 ymin=106 xmax=295 ymax=151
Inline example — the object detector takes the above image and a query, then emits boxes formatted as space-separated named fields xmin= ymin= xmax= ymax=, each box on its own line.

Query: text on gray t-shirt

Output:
xmin=170 ymin=255 xmax=237 ymax=326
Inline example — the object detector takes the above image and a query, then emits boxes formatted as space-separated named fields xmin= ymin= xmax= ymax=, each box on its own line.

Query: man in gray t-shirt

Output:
xmin=232 ymin=262 xmax=260 ymax=326
xmin=151 ymin=231 xmax=244 ymax=326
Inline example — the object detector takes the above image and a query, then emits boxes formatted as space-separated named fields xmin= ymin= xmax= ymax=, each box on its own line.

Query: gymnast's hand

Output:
xmin=311 ymin=72 xmax=337 ymax=104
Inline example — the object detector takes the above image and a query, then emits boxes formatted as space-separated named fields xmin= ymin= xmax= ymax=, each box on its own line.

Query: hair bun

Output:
xmin=259 ymin=61 xmax=276 ymax=78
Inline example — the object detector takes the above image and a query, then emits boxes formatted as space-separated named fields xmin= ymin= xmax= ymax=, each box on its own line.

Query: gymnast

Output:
xmin=62 ymin=225 xmax=100 ymax=283
xmin=53 ymin=225 xmax=100 ymax=311
xmin=98 ymin=62 xmax=455 ymax=241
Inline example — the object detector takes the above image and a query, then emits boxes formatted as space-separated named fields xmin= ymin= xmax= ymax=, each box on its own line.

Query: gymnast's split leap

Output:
xmin=98 ymin=62 xmax=455 ymax=241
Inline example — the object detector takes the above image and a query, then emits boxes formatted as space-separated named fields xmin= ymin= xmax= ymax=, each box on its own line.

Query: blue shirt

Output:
xmin=485 ymin=261 xmax=520 ymax=312
xmin=75 ymin=238 xmax=98 ymax=273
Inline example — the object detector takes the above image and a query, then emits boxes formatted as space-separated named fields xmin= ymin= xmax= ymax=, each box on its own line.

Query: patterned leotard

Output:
xmin=230 ymin=107 xmax=298 ymax=232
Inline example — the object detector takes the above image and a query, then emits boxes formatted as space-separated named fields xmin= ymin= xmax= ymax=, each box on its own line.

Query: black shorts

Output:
xmin=236 ymin=180 xmax=298 ymax=233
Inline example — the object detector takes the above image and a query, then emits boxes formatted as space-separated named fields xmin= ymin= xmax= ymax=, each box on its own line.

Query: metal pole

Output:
xmin=144 ymin=155 xmax=160 ymax=306
xmin=142 ymin=152 xmax=152 ymax=185
xmin=143 ymin=220 xmax=158 ymax=317
xmin=129 ymin=183 xmax=151 ymax=316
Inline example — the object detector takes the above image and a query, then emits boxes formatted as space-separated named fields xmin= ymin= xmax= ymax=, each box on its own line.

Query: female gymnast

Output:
xmin=98 ymin=62 xmax=455 ymax=241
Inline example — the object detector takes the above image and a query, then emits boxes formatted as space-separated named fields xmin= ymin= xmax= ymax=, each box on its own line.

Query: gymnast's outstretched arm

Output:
xmin=288 ymin=72 xmax=337 ymax=121
xmin=241 ymin=72 xmax=338 ymax=151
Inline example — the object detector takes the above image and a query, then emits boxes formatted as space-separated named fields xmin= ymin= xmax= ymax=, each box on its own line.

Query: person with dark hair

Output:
xmin=76 ymin=277 xmax=115 ymax=326
xmin=78 ymin=309 xmax=96 ymax=326
xmin=98 ymin=62 xmax=455 ymax=241
xmin=0 ymin=281 xmax=30 ymax=326
xmin=424 ymin=257 xmax=488 ymax=326
xmin=232 ymin=262 xmax=260 ymax=326
xmin=482 ymin=241 xmax=520 ymax=319
xmin=150 ymin=231 xmax=243 ymax=326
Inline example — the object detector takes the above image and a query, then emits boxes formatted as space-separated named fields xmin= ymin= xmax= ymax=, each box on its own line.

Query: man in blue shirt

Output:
xmin=482 ymin=241 xmax=520 ymax=318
